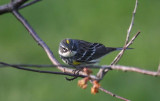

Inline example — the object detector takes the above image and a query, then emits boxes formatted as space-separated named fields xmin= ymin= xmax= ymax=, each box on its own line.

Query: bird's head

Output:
xmin=58 ymin=38 xmax=77 ymax=57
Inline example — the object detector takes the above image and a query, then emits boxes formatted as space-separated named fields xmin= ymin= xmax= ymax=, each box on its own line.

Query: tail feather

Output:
xmin=115 ymin=47 xmax=133 ymax=50
xmin=105 ymin=47 xmax=133 ymax=53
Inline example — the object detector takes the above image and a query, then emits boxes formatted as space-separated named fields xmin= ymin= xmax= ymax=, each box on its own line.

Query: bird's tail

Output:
xmin=105 ymin=47 xmax=133 ymax=54
xmin=103 ymin=47 xmax=133 ymax=55
xmin=115 ymin=47 xmax=133 ymax=50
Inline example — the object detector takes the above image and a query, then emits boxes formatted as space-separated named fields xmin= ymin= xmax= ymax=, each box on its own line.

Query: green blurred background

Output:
xmin=0 ymin=0 xmax=160 ymax=101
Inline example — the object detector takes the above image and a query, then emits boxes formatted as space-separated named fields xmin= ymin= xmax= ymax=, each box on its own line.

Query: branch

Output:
xmin=0 ymin=63 xmax=103 ymax=69
xmin=1 ymin=61 xmax=159 ymax=100
xmin=97 ymin=0 xmax=139 ymax=80
xmin=0 ymin=0 xmax=41 ymax=15
xmin=111 ymin=65 xmax=160 ymax=77
xmin=0 ymin=64 xmax=54 ymax=68
xmin=111 ymin=0 xmax=139 ymax=66
xmin=1 ymin=62 xmax=160 ymax=77
xmin=110 ymin=31 xmax=140 ymax=65
xmin=0 ymin=0 xmax=28 ymax=15
xmin=97 ymin=31 xmax=140 ymax=79
xmin=99 ymin=87 xmax=130 ymax=101
xmin=12 ymin=10 xmax=62 ymax=70
xmin=0 ymin=61 xmax=86 ymax=77
xmin=126 ymin=0 xmax=138 ymax=44
xmin=19 ymin=0 xmax=42 ymax=9
xmin=0 ymin=64 xmax=53 ymax=68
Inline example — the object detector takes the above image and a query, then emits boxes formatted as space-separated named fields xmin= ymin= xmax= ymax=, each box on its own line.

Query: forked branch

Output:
xmin=97 ymin=0 xmax=139 ymax=80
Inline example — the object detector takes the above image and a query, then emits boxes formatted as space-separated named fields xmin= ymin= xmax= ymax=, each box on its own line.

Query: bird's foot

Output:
xmin=65 ymin=69 xmax=81 ymax=81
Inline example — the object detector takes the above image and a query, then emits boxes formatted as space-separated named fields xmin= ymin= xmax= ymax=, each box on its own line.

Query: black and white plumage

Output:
xmin=58 ymin=38 xmax=125 ymax=66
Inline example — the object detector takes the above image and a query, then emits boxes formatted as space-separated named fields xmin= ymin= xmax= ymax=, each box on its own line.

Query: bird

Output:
xmin=58 ymin=38 xmax=129 ymax=67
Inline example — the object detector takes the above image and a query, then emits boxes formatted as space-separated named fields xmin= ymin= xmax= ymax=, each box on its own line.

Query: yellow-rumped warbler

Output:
xmin=59 ymin=38 xmax=128 ymax=66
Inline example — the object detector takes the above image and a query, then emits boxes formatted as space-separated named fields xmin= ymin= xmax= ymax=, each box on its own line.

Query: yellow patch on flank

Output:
xmin=73 ymin=61 xmax=81 ymax=65
xmin=66 ymin=39 xmax=70 ymax=44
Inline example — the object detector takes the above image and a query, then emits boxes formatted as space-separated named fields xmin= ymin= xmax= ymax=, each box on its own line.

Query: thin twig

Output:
xmin=110 ymin=31 xmax=140 ymax=65
xmin=126 ymin=0 xmax=138 ymax=44
xmin=19 ymin=0 xmax=42 ymax=9
xmin=97 ymin=31 xmax=140 ymax=79
xmin=111 ymin=0 xmax=139 ymax=65
xmin=112 ymin=0 xmax=139 ymax=65
xmin=99 ymin=87 xmax=130 ymax=101
xmin=0 ymin=64 xmax=54 ymax=68
xmin=96 ymin=0 xmax=139 ymax=80
xmin=111 ymin=65 xmax=160 ymax=77
xmin=0 ymin=63 xmax=108 ymax=69
xmin=0 ymin=61 xmax=85 ymax=77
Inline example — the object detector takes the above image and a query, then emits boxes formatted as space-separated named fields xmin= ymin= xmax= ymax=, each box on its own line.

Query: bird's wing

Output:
xmin=75 ymin=40 xmax=109 ymax=62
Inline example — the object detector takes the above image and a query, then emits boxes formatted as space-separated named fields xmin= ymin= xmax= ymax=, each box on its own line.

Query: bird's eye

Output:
xmin=62 ymin=47 xmax=68 ymax=52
